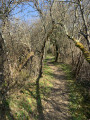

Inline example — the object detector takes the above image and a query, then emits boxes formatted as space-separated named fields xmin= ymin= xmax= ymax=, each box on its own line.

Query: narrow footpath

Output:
xmin=43 ymin=59 xmax=72 ymax=120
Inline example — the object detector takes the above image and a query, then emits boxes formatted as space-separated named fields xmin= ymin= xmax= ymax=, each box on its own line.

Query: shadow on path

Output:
xmin=25 ymin=76 xmax=45 ymax=120
xmin=24 ymin=57 xmax=71 ymax=120
xmin=42 ymin=61 xmax=72 ymax=120
xmin=36 ymin=76 xmax=45 ymax=120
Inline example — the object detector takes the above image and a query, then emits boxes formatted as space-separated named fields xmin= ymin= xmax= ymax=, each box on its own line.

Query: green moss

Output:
xmin=75 ymin=42 xmax=90 ymax=63
xmin=76 ymin=42 xmax=84 ymax=50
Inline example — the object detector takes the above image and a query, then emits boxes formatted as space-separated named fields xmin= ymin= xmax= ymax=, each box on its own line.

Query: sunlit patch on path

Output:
xmin=42 ymin=58 xmax=71 ymax=120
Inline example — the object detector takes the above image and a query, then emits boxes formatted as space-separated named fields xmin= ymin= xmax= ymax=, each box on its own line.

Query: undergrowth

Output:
xmin=3 ymin=55 xmax=90 ymax=120
xmin=60 ymin=63 xmax=90 ymax=120
xmin=5 ymin=55 xmax=54 ymax=120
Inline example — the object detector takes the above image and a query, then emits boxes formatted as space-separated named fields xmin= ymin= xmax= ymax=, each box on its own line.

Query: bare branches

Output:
xmin=77 ymin=0 xmax=90 ymax=50
xmin=55 ymin=0 xmax=78 ymax=4
xmin=64 ymin=25 xmax=90 ymax=64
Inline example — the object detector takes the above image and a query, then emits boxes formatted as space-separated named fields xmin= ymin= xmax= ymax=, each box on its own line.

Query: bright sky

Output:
xmin=11 ymin=2 xmax=40 ymax=23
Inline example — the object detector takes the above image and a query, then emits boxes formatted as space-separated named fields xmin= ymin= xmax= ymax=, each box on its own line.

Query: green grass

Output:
xmin=60 ymin=63 xmax=90 ymax=120
xmin=5 ymin=55 xmax=54 ymax=120
xmin=4 ymin=54 xmax=90 ymax=120
xmin=44 ymin=54 xmax=55 ymax=63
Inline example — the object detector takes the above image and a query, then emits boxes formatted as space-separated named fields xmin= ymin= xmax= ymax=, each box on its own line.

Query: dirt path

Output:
xmin=43 ymin=62 xmax=71 ymax=120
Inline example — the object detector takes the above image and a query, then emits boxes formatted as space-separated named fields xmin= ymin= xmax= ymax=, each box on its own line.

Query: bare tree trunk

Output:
xmin=0 ymin=32 xmax=6 ymax=120
xmin=77 ymin=0 xmax=90 ymax=50
xmin=55 ymin=44 xmax=58 ymax=62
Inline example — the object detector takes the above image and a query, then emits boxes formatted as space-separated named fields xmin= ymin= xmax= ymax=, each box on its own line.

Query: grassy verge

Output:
xmin=6 ymin=56 xmax=54 ymax=120
xmin=60 ymin=63 xmax=90 ymax=120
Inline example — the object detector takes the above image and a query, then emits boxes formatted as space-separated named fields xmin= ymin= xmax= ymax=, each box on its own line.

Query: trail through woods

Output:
xmin=1 ymin=0 xmax=90 ymax=119
xmin=2 ymin=55 xmax=89 ymax=120
xmin=42 ymin=59 xmax=71 ymax=120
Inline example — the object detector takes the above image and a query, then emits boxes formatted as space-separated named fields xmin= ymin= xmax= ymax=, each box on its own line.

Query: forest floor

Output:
xmin=41 ymin=55 xmax=89 ymax=120
xmin=42 ymin=57 xmax=72 ymax=120
xmin=6 ymin=55 xmax=89 ymax=120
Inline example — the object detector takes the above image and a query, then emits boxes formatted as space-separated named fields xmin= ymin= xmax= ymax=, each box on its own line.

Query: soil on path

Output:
xmin=43 ymin=61 xmax=72 ymax=120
